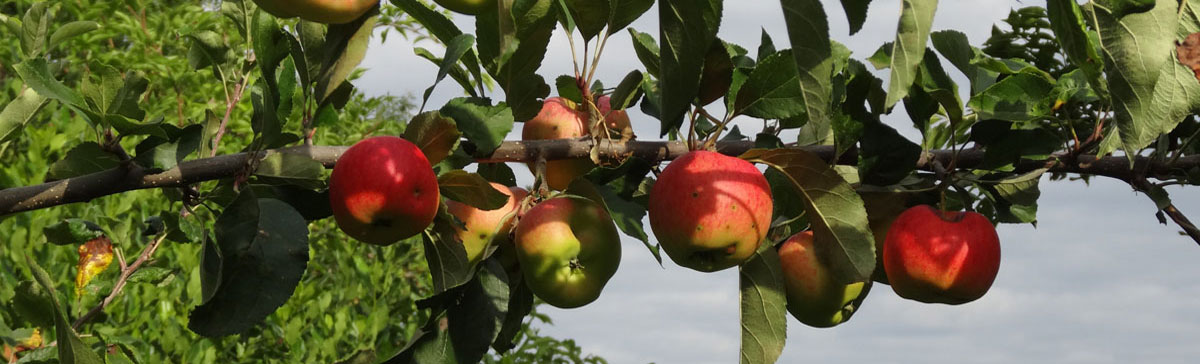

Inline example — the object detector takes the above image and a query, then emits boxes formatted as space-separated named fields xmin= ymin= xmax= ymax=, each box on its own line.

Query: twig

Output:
xmin=211 ymin=75 xmax=251 ymax=157
xmin=72 ymin=234 xmax=167 ymax=330
xmin=1132 ymin=179 xmax=1200 ymax=247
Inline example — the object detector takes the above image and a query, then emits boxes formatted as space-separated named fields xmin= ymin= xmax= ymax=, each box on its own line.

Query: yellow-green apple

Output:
xmin=514 ymin=196 xmax=621 ymax=308
xmin=329 ymin=136 xmax=439 ymax=245
xmin=648 ymin=151 xmax=773 ymax=272
xmin=444 ymin=183 xmax=528 ymax=265
xmin=522 ymin=97 xmax=593 ymax=190
xmin=253 ymin=0 xmax=378 ymax=24
xmin=431 ymin=0 xmax=496 ymax=15
xmin=779 ymin=231 xmax=868 ymax=328
xmin=883 ymin=205 xmax=1001 ymax=304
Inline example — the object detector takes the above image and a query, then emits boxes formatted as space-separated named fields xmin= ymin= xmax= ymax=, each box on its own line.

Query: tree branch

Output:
xmin=3 ymin=139 xmax=1200 ymax=216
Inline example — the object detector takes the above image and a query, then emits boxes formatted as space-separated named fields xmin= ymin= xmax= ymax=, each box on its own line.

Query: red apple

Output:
xmin=514 ymin=196 xmax=621 ymax=308
xmin=522 ymin=97 xmax=594 ymax=190
xmin=648 ymin=151 xmax=773 ymax=272
xmin=329 ymin=136 xmax=439 ymax=245
xmin=779 ymin=231 xmax=868 ymax=328
xmin=883 ymin=205 xmax=1001 ymax=304
xmin=595 ymin=95 xmax=632 ymax=137
xmin=444 ymin=183 xmax=528 ymax=265
xmin=253 ymin=0 xmax=378 ymax=24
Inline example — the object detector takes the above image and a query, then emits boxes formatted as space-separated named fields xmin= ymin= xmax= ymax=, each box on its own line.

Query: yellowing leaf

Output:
xmin=75 ymin=236 xmax=114 ymax=298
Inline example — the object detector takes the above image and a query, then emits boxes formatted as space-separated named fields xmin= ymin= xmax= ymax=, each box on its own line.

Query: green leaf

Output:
xmin=20 ymin=2 xmax=50 ymax=58
xmin=0 ymin=88 xmax=47 ymax=144
xmin=188 ymin=191 xmax=310 ymax=337
xmin=555 ymin=75 xmax=585 ymax=103
xmin=133 ymin=124 xmax=202 ymax=171
xmin=12 ymin=280 xmax=55 ymax=328
xmin=628 ymin=28 xmax=661 ymax=76
xmin=43 ymin=219 xmax=104 ymax=246
xmin=108 ymin=114 xmax=167 ymax=139
xmin=253 ymin=152 xmax=326 ymax=189
xmin=425 ymin=210 xmax=473 ymax=293
xmin=967 ymin=72 xmax=1055 ymax=123
xmin=608 ymin=0 xmax=654 ymax=34
xmin=1046 ymin=0 xmax=1109 ymax=100
xmin=438 ymin=170 xmax=509 ymax=211
xmin=24 ymin=256 xmax=105 ymax=364
xmin=839 ymin=0 xmax=873 ymax=35
xmin=1104 ymin=0 xmax=1157 ymax=18
xmin=413 ymin=47 xmax=479 ymax=98
xmin=564 ymin=0 xmax=610 ymax=41
xmin=739 ymin=248 xmax=787 ymax=364
xmin=48 ymin=20 xmax=98 ymax=51
xmin=610 ymin=70 xmax=645 ymax=110
xmin=781 ymin=0 xmax=835 ymax=144
xmin=476 ymin=163 xmax=517 ymax=187
xmin=423 ymin=34 xmax=477 ymax=109
xmin=440 ymin=97 xmax=515 ymax=156
xmin=492 ymin=271 xmax=535 ymax=352
xmin=404 ymin=111 xmax=462 ymax=165
xmin=747 ymin=149 xmax=875 ymax=282
xmin=929 ymin=30 xmax=1002 ymax=95
xmin=992 ymin=168 xmax=1046 ymax=207
xmin=596 ymin=183 xmax=658 ymax=263
xmin=315 ymin=9 xmax=378 ymax=104
xmin=883 ymin=0 xmax=939 ymax=109
xmin=858 ymin=120 xmax=920 ymax=185
xmin=446 ymin=262 xmax=511 ymax=363
xmin=1096 ymin=1 xmax=1200 ymax=155
xmin=46 ymin=142 xmax=122 ymax=181
xmin=475 ymin=0 xmax=557 ymax=121
xmin=126 ymin=267 xmax=175 ymax=285
xmin=697 ymin=40 xmax=734 ymax=106
xmin=657 ymin=0 xmax=723 ymax=135
xmin=14 ymin=59 xmax=85 ymax=107
xmin=733 ymin=50 xmax=806 ymax=119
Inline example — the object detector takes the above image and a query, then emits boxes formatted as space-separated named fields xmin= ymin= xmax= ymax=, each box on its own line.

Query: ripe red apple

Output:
xmin=431 ymin=0 xmax=496 ymax=15
xmin=444 ymin=183 xmax=528 ymax=265
xmin=514 ymin=196 xmax=621 ymax=308
xmin=329 ymin=136 xmax=439 ymax=245
xmin=779 ymin=231 xmax=868 ymax=328
xmin=522 ymin=97 xmax=594 ymax=190
xmin=883 ymin=205 xmax=1001 ymax=304
xmin=253 ymin=0 xmax=378 ymax=24
xmin=648 ymin=151 xmax=773 ymax=272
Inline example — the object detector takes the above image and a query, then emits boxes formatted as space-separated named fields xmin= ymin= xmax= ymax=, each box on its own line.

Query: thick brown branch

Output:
xmin=3 ymin=139 xmax=1200 ymax=216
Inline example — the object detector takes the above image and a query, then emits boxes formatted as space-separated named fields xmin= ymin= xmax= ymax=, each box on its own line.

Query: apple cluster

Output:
xmin=326 ymin=93 xmax=1003 ymax=323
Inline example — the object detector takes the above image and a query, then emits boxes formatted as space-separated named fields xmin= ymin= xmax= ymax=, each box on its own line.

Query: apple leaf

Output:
xmin=697 ymin=40 xmax=734 ymax=106
xmin=492 ymin=273 xmax=535 ymax=352
xmin=189 ymin=191 xmax=310 ymax=337
xmin=839 ymin=0 xmax=873 ymax=35
xmin=14 ymin=58 xmax=86 ymax=107
xmin=1045 ymin=0 xmax=1109 ymax=100
xmin=608 ymin=0 xmax=654 ymax=34
xmin=252 ymin=152 xmax=326 ymax=190
xmin=447 ymin=261 xmax=511 ymax=363
xmin=628 ymin=28 xmax=661 ymax=76
xmin=421 ymin=34 xmax=475 ymax=110
xmin=46 ymin=142 xmax=122 ymax=181
xmin=610 ymin=70 xmax=645 ymax=110
xmin=657 ymin=0 xmax=722 ymax=136
xmin=315 ymin=8 xmax=377 ymax=105
xmin=858 ymin=119 xmax=920 ymax=186
xmin=425 ymin=207 xmax=475 ymax=293
xmin=967 ymin=72 xmax=1055 ymax=123
xmin=403 ymin=111 xmax=461 ymax=165
xmin=732 ymin=49 xmax=806 ymax=120
xmin=555 ymin=75 xmax=585 ymax=103
xmin=564 ymin=0 xmax=610 ymax=41
xmin=438 ymin=170 xmax=508 ymax=211
xmin=0 ymin=88 xmax=47 ymax=144
xmin=746 ymin=148 xmax=876 ymax=283
xmin=134 ymin=124 xmax=203 ymax=172
xmin=440 ymin=97 xmax=514 ymax=156
xmin=739 ymin=248 xmax=787 ymax=364
xmin=882 ymin=0 xmax=938 ymax=109
xmin=780 ymin=0 xmax=834 ymax=144
xmin=24 ymin=255 xmax=105 ymax=364
xmin=43 ymin=218 xmax=105 ymax=246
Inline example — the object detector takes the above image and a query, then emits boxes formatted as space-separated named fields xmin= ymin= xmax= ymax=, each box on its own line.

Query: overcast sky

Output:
xmin=355 ymin=1 xmax=1200 ymax=363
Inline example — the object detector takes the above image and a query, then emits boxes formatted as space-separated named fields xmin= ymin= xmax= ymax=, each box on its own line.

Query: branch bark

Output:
xmin=3 ymin=139 xmax=1200 ymax=216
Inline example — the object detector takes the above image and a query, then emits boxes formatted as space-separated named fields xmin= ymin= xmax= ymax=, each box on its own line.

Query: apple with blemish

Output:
xmin=648 ymin=150 xmax=773 ymax=272
xmin=329 ymin=136 xmax=439 ymax=245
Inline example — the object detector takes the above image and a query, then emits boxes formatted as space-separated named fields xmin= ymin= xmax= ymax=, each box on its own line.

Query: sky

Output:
xmin=354 ymin=1 xmax=1200 ymax=363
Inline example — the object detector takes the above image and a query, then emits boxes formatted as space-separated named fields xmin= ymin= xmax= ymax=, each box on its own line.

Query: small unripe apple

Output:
xmin=514 ymin=196 xmax=621 ymax=308
xmin=648 ymin=151 xmax=773 ymax=272
xmin=431 ymin=0 xmax=496 ymax=15
xmin=253 ymin=0 xmax=378 ymax=24
xmin=522 ymin=97 xmax=594 ymax=190
xmin=883 ymin=205 xmax=1001 ymax=304
xmin=444 ymin=183 xmax=528 ymax=265
xmin=329 ymin=136 xmax=439 ymax=245
xmin=779 ymin=231 xmax=868 ymax=328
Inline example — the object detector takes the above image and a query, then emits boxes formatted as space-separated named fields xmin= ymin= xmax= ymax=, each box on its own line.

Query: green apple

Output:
xmin=514 ymin=196 xmax=621 ymax=308
xmin=648 ymin=150 xmax=773 ymax=272
xmin=444 ymin=183 xmax=528 ymax=265
xmin=883 ymin=205 xmax=1002 ymax=304
xmin=329 ymin=136 xmax=439 ymax=245
xmin=431 ymin=0 xmax=496 ymax=15
xmin=779 ymin=231 xmax=869 ymax=328
xmin=522 ymin=97 xmax=594 ymax=190
xmin=253 ymin=0 xmax=378 ymax=24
